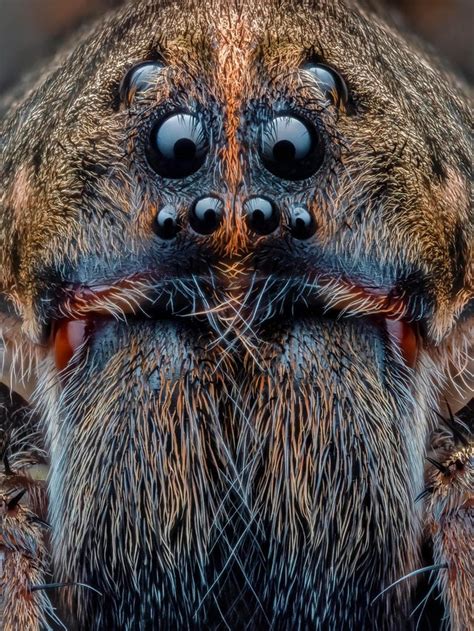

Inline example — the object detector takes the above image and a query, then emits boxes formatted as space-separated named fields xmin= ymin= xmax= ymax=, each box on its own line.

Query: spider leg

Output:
xmin=0 ymin=385 xmax=59 ymax=630
xmin=423 ymin=404 xmax=473 ymax=631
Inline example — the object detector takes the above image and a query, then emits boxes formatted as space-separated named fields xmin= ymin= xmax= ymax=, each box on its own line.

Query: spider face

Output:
xmin=0 ymin=1 xmax=471 ymax=629
xmin=45 ymin=48 xmax=432 ymax=378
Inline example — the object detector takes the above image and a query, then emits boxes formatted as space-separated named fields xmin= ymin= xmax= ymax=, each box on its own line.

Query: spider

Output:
xmin=0 ymin=1 xmax=472 ymax=628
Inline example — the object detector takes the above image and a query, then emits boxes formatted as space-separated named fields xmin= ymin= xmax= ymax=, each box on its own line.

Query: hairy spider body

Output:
xmin=0 ymin=0 xmax=472 ymax=629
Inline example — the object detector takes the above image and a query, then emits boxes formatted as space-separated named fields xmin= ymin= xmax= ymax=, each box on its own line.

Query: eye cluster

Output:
xmin=152 ymin=194 xmax=318 ymax=240
xmin=120 ymin=60 xmax=347 ymax=183
xmin=146 ymin=110 xmax=324 ymax=182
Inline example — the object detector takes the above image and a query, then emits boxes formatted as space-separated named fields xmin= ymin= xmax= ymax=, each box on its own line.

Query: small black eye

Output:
xmin=288 ymin=205 xmax=316 ymax=239
xmin=146 ymin=112 xmax=208 ymax=179
xmin=303 ymin=63 xmax=348 ymax=107
xmin=260 ymin=115 xmax=324 ymax=181
xmin=244 ymin=197 xmax=280 ymax=235
xmin=153 ymin=205 xmax=181 ymax=239
xmin=189 ymin=196 xmax=224 ymax=235
xmin=119 ymin=61 xmax=164 ymax=107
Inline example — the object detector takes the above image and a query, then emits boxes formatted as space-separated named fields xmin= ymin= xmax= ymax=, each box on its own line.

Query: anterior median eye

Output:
xmin=146 ymin=112 xmax=208 ymax=179
xmin=260 ymin=115 xmax=324 ymax=180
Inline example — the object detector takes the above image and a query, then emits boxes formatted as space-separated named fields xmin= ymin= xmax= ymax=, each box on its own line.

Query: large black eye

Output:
xmin=146 ymin=112 xmax=208 ymax=179
xmin=119 ymin=61 xmax=164 ymax=107
xmin=260 ymin=115 xmax=324 ymax=180
xmin=303 ymin=63 xmax=348 ymax=108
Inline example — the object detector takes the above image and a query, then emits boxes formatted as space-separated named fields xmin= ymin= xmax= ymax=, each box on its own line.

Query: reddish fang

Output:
xmin=385 ymin=319 xmax=418 ymax=368
xmin=51 ymin=277 xmax=419 ymax=371
xmin=53 ymin=319 xmax=90 ymax=370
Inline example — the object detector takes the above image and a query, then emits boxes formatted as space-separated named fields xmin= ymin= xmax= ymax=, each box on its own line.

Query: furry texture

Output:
xmin=0 ymin=386 xmax=51 ymax=629
xmin=424 ymin=416 xmax=474 ymax=631
xmin=0 ymin=0 xmax=472 ymax=628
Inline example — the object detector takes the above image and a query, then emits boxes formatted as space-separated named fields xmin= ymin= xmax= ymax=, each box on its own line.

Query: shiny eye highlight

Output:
xmin=303 ymin=63 xmax=348 ymax=108
xmin=260 ymin=115 xmax=324 ymax=180
xmin=146 ymin=112 xmax=208 ymax=179
xmin=119 ymin=60 xmax=164 ymax=107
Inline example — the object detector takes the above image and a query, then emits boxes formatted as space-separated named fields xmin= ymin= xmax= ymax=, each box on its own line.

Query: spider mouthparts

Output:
xmin=385 ymin=318 xmax=419 ymax=369
xmin=53 ymin=318 xmax=95 ymax=371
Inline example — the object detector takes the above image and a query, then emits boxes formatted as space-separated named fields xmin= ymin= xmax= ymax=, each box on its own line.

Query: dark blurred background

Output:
xmin=0 ymin=0 xmax=473 ymax=94
xmin=0 ymin=0 xmax=121 ymax=93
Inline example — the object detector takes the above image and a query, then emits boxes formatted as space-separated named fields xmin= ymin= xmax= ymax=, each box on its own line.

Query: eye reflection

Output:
xmin=119 ymin=60 xmax=164 ymax=107
xmin=146 ymin=112 xmax=208 ymax=179
xmin=260 ymin=115 xmax=324 ymax=180
xmin=153 ymin=205 xmax=181 ymax=239
xmin=303 ymin=62 xmax=349 ymax=107
xmin=288 ymin=205 xmax=317 ymax=239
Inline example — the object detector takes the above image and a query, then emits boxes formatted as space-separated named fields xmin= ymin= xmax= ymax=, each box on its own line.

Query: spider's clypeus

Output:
xmin=0 ymin=0 xmax=472 ymax=630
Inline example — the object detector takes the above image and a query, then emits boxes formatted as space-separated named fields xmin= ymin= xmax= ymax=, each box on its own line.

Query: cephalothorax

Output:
xmin=0 ymin=0 xmax=472 ymax=629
